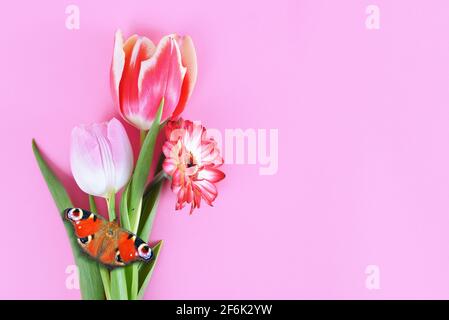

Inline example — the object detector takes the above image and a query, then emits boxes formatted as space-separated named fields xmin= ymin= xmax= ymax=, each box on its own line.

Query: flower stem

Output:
xmin=106 ymin=193 xmax=116 ymax=221
xmin=140 ymin=130 xmax=147 ymax=149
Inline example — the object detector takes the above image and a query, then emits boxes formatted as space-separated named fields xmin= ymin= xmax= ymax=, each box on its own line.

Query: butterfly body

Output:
xmin=64 ymin=208 xmax=153 ymax=267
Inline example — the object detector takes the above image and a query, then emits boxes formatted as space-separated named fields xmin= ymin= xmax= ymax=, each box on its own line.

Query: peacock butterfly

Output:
xmin=64 ymin=208 xmax=153 ymax=267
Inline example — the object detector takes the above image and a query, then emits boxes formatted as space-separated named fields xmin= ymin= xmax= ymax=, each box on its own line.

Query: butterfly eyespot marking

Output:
xmin=137 ymin=243 xmax=152 ymax=260
xmin=67 ymin=208 xmax=83 ymax=221
xmin=77 ymin=234 xmax=93 ymax=246
xmin=115 ymin=249 xmax=125 ymax=266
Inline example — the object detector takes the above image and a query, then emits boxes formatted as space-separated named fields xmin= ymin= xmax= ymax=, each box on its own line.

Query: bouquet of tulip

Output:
xmin=32 ymin=31 xmax=225 ymax=300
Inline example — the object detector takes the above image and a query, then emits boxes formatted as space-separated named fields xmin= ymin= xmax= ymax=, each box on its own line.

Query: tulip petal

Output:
xmin=92 ymin=123 xmax=117 ymax=195
xmin=107 ymin=118 xmax=134 ymax=192
xmin=138 ymin=35 xmax=186 ymax=126
xmin=70 ymin=119 xmax=133 ymax=198
xmin=172 ymin=35 xmax=198 ymax=118
xmin=71 ymin=126 xmax=108 ymax=197
xmin=111 ymin=30 xmax=125 ymax=107
xmin=119 ymin=35 xmax=156 ymax=130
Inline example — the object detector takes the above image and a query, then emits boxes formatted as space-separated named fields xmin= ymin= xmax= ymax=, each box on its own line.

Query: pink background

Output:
xmin=1 ymin=0 xmax=449 ymax=299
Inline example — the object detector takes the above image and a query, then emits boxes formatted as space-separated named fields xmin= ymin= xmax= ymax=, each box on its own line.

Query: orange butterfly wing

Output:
xmin=71 ymin=214 xmax=104 ymax=238
xmin=118 ymin=231 xmax=153 ymax=264
xmin=117 ymin=231 xmax=140 ymax=264
xmin=65 ymin=208 xmax=107 ymax=260
xmin=65 ymin=208 xmax=153 ymax=267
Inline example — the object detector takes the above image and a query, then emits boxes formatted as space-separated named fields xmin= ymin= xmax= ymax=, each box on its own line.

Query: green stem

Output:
xmin=106 ymin=193 xmax=116 ymax=221
xmin=140 ymin=130 xmax=147 ymax=148
xmin=88 ymin=195 xmax=97 ymax=213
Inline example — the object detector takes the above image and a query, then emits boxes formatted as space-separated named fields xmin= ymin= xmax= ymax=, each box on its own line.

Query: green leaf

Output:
xmin=119 ymin=183 xmax=135 ymax=299
xmin=110 ymin=268 xmax=128 ymax=300
xmin=138 ymin=177 xmax=164 ymax=241
xmin=32 ymin=139 xmax=105 ymax=300
xmin=32 ymin=140 xmax=73 ymax=213
xmin=124 ymin=264 xmax=134 ymax=299
xmin=128 ymin=264 xmax=139 ymax=300
xmin=128 ymin=156 xmax=166 ymax=300
xmin=129 ymin=99 xmax=164 ymax=232
xmin=99 ymin=267 xmax=112 ymax=300
xmin=137 ymin=240 xmax=163 ymax=300
xmin=137 ymin=154 xmax=165 ymax=241
xmin=120 ymin=182 xmax=131 ymax=230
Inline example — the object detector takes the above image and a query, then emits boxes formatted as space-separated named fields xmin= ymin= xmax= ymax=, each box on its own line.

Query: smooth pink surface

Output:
xmin=2 ymin=0 xmax=449 ymax=299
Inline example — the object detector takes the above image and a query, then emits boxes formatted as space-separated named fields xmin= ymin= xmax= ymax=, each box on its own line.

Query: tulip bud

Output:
xmin=111 ymin=30 xmax=198 ymax=130
xmin=70 ymin=118 xmax=133 ymax=197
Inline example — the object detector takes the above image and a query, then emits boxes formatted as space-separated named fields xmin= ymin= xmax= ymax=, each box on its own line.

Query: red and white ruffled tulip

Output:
xmin=111 ymin=30 xmax=197 ymax=130
xmin=70 ymin=118 xmax=133 ymax=198
xmin=162 ymin=119 xmax=225 ymax=213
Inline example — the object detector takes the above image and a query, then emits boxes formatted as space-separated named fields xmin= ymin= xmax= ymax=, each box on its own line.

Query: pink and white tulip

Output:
xmin=111 ymin=30 xmax=197 ymax=130
xmin=70 ymin=118 xmax=133 ymax=197
xmin=163 ymin=119 xmax=225 ymax=213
